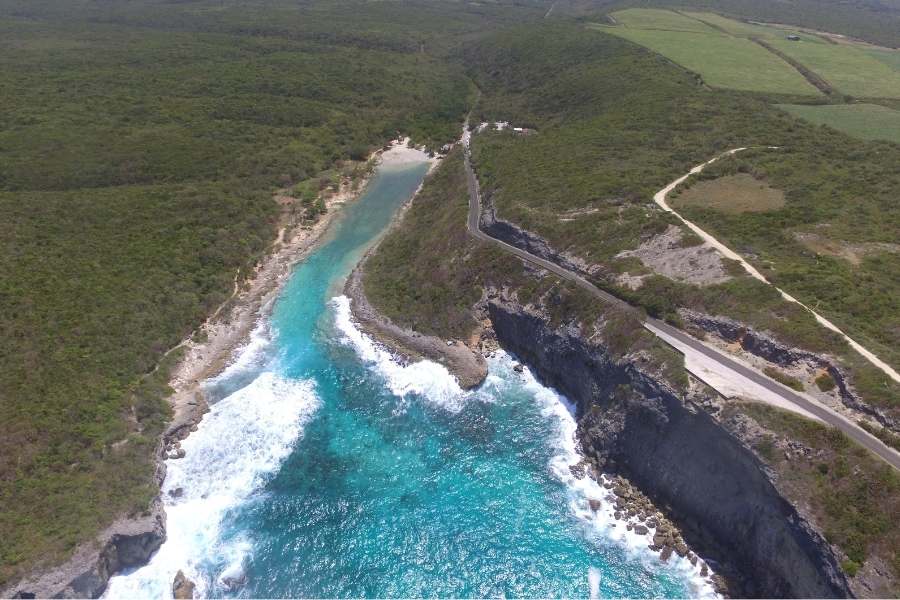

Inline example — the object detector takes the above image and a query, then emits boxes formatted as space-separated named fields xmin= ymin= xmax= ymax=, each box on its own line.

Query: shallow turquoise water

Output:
xmin=106 ymin=160 xmax=706 ymax=599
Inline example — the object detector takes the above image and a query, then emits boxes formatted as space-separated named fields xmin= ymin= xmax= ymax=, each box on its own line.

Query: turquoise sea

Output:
xmin=106 ymin=157 xmax=712 ymax=599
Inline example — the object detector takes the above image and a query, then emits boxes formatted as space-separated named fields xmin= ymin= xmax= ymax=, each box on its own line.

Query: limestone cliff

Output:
xmin=485 ymin=288 xmax=852 ymax=598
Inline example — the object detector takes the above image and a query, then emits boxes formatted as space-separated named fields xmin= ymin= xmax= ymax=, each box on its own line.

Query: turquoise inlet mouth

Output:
xmin=105 ymin=160 xmax=709 ymax=599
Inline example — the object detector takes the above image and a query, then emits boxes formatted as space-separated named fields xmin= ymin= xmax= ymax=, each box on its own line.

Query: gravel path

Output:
xmin=653 ymin=147 xmax=900 ymax=384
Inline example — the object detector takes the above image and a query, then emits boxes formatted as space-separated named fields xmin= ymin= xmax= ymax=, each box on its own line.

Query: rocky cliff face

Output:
xmin=486 ymin=290 xmax=852 ymax=598
xmin=4 ymin=490 xmax=165 ymax=599
xmin=680 ymin=308 xmax=895 ymax=432
xmin=479 ymin=191 xmax=603 ymax=279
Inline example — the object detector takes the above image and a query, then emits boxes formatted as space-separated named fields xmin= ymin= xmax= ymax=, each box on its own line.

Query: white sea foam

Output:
xmin=588 ymin=566 xmax=601 ymax=600
xmin=487 ymin=352 xmax=719 ymax=599
xmin=331 ymin=295 xmax=470 ymax=412
xmin=104 ymin=370 xmax=319 ymax=599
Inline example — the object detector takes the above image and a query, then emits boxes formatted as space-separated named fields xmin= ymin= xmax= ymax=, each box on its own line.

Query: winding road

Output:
xmin=461 ymin=131 xmax=900 ymax=471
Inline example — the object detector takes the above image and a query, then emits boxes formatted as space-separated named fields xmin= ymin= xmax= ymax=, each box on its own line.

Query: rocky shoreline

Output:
xmin=485 ymin=288 xmax=852 ymax=598
xmin=1 ymin=140 xmax=424 ymax=600
xmin=344 ymin=262 xmax=488 ymax=389
xmin=344 ymin=275 xmax=723 ymax=592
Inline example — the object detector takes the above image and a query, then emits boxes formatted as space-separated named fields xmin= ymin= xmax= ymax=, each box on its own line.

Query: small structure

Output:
xmin=786 ymin=34 xmax=801 ymax=41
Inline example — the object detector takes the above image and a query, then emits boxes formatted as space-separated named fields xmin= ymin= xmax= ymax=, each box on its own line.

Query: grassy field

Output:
xmin=601 ymin=8 xmax=900 ymax=99
xmin=607 ymin=0 xmax=900 ymax=48
xmin=670 ymin=173 xmax=786 ymax=213
xmin=870 ymin=49 xmax=900 ymax=72
xmin=595 ymin=24 xmax=821 ymax=95
xmin=611 ymin=8 xmax=717 ymax=33
xmin=778 ymin=103 xmax=900 ymax=143
xmin=682 ymin=11 xmax=832 ymax=43
xmin=770 ymin=38 xmax=900 ymax=98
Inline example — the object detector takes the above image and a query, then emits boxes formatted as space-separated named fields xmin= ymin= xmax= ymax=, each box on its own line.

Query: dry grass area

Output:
xmin=671 ymin=173 xmax=786 ymax=214
xmin=794 ymin=231 xmax=900 ymax=265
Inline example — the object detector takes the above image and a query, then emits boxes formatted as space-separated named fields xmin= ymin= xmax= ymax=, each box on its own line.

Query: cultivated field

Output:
xmin=681 ymin=11 xmax=819 ymax=42
xmin=778 ymin=103 xmax=900 ymax=143
xmin=600 ymin=8 xmax=900 ymax=99
xmin=612 ymin=8 xmax=717 ymax=33
xmin=594 ymin=24 xmax=820 ymax=95
xmin=771 ymin=39 xmax=900 ymax=98
xmin=870 ymin=49 xmax=900 ymax=72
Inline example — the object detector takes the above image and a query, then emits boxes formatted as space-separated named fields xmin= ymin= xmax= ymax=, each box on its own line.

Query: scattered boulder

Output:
xmin=172 ymin=570 xmax=195 ymax=599
xmin=660 ymin=546 xmax=674 ymax=562
xmin=588 ymin=498 xmax=602 ymax=512
xmin=513 ymin=363 xmax=524 ymax=373
xmin=169 ymin=487 xmax=184 ymax=499
xmin=633 ymin=524 xmax=649 ymax=535
xmin=569 ymin=462 xmax=586 ymax=479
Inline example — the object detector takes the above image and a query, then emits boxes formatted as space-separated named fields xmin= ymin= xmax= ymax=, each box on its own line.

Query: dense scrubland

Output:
xmin=0 ymin=0 xmax=550 ymax=585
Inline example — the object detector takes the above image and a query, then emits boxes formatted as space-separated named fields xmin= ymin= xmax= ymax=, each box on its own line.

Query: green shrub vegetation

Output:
xmin=735 ymin=403 xmax=900 ymax=592
xmin=763 ymin=366 xmax=805 ymax=391
xmin=0 ymin=0 xmax=548 ymax=585
xmin=816 ymin=372 xmax=837 ymax=392
xmin=364 ymin=149 xmax=688 ymax=391
xmin=859 ymin=420 xmax=900 ymax=453
xmin=466 ymin=24 xmax=899 ymax=411
xmin=364 ymin=149 xmax=517 ymax=339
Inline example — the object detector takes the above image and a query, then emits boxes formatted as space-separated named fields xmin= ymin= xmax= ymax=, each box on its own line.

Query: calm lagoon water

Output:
xmin=106 ymin=160 xmax=711 ymax=599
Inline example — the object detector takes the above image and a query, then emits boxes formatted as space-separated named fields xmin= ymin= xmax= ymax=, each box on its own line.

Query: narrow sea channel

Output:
xmin=106 ymin=157 xmax=712 ymax=599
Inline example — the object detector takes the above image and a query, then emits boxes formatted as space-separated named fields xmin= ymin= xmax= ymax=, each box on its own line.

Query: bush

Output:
xmin=816 ymin=372 xmax=837 ymax=392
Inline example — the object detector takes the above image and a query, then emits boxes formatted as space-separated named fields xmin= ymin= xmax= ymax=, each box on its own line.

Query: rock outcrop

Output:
xmin=4 ymin=499 xmax=166 ymax=599
xmin=487 ymin=289 xmax=852 ymax=598
xmin=680 ymin=308 xmax=895 ymax=432
xmin=345 ymin=264 xmax=487 ymax=388
xmin=479 ymin=190 xmax=604 ymax=280
xmin=172 ymin=570 xmax=196 ymax=599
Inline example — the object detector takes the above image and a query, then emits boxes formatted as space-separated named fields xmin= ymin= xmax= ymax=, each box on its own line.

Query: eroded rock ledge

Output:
xmin=680 ymin=308 xmax=895 ymax=432
xmin=486 ymin=288 xmax=852 ymax=598
xmin=345 ymin=264 xmax=487 ymax=389
xmin=4 ymin=498 xmax=165 ymax=599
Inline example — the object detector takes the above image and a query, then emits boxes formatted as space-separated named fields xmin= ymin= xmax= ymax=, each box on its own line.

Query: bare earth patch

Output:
xmin=615 ymin=224 xmax=732 ymax=288
xmin=794 ymin=231 xmax=900 ymax=265
xmin=672 ymin=173 xmax=785 ymax=213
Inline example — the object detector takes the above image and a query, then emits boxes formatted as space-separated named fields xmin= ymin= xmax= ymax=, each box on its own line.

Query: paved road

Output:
xmin=462 ymin=141 xmax=900 ymax=471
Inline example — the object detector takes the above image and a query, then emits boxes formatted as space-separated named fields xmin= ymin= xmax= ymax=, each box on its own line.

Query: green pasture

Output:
xmin=779 ymin=103 xmax=900 ymax=143
xmin=596 ymin=25 xmax=821 ymax=95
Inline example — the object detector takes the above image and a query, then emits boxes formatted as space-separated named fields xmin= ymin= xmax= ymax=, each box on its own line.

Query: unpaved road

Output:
xmin=654 ymin=148 xmax=900 ymax=385
xmin=462 ymin=132 xmax=900 ymax=471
